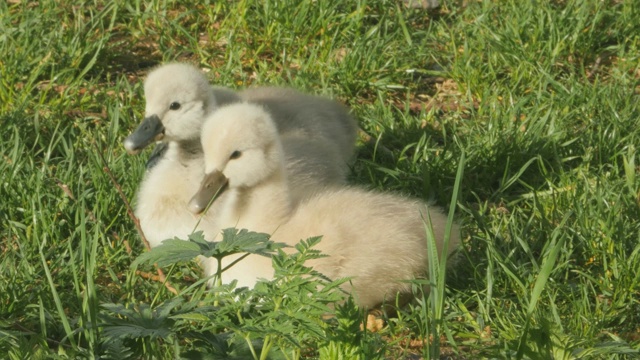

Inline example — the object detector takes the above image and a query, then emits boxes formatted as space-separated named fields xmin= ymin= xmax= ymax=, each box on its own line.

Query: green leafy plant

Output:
xmin=133 ymin=229 xmax=286 ymax=287
xmin=101 ymin=229 xmax=373 ymax=359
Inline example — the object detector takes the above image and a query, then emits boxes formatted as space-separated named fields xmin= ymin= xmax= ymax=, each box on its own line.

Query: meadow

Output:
xmin=1 ymin=0 xmax=639 ymax=358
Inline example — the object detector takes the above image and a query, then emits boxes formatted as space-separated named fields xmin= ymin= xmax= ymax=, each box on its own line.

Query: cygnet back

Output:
xmin=281 ymin=188 xmax=459 ymax=308
xmin=191 ymin=103 xmax=460 ymax=308
xmin=240 ymin=87 xmax=357 ymax=166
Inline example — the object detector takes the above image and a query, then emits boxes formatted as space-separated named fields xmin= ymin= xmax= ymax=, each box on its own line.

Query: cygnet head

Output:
xmin=188 ymin=103 xmax=283 ymax=214
xmin=123 ymin=63 xmax=217 ymax=154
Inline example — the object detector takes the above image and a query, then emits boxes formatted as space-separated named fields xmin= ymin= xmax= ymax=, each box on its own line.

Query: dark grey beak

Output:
xmin=123 ymin=115 xmax=165 ymax=155
xmin=188 ymin=170 xmax=229 ymax=215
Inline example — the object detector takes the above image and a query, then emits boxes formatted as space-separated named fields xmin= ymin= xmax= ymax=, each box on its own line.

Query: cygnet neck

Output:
xmin=233 ymin=164 xmax=294 ymax=231
xmin=177 ymin=138 xmax=203 ymax=161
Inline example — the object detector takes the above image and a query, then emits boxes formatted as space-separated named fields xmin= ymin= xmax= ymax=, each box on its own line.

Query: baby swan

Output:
xmin=190 ymin=103 xmax=460 ymax=308
xmin=124 ymin=63 xmax=241 ymax=249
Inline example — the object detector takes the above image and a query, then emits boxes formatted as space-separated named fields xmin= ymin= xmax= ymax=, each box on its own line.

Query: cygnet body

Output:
xmin=190 ymin=103 xmax=460 ymax=308
xmin=124 ymin=63 xmax=357 ymax=283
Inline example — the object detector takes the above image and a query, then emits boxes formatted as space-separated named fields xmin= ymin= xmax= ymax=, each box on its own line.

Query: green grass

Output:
xmin=1 ymin=0 xmax=639 ymax=358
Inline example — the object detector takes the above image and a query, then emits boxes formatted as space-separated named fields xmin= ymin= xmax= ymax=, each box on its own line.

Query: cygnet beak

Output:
xmin=189 ymin=170 xmax=229 ymax=215
xmin=123 ymin=114 xmax=165 ymax=155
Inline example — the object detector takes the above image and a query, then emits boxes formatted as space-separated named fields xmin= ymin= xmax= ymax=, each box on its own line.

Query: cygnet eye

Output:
xmin=169 ymin=102 xmax=181 ymax=110
xmin=229 ymin=150 xmax=242 ymax=160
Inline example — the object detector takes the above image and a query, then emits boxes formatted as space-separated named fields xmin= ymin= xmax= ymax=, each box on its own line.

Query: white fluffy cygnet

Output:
xmin=190 ymin=103 xmax=460 ymax=308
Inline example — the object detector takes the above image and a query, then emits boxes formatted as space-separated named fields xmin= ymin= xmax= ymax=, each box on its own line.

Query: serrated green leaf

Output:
xmin=132 ymin=229 xmax=287 ymax=269
xmin=132 ymin=237 xmax=201 ymax=268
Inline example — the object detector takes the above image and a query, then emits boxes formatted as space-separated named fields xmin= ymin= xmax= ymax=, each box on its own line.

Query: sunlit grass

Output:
xmin=1 ymin=0 xmax=639 ymax=358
